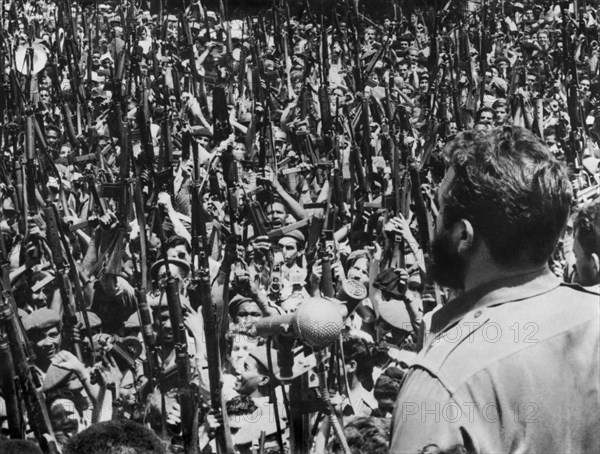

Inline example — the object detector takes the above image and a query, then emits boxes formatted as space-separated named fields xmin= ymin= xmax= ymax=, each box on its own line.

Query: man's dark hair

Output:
xmin=543 ymin=125 xmax=557 ymax=137
xmin=45 ymin=124 xmax=61 ymax=137
xmin=573 ymin=200 xmax=600 ymax=257
xmin=474 ymin=107 xmax=496 ymax=122
xmin=492 ymin=99 xmax=507 ymax=109
xmin=63 ymin=421 xmax=165 ymax=454
xmin=373 ymin=374 xmax=402 ymax=402
xmin=46 ymin=387 xmax=89 ymax=416
xmin=329 ymin=417 xmax=390 ymax=454
xmin=253 ymin=356 xmax=271 ymax=378
xmin=443 ymin=127 xmax=572 ymax=266
xmin=0 ymin=437 xmax=43 ymax=454
xmin=165 ymin=235 xmax=191 ymax=254
xmin=342 ymin=334 xmax=374 ymax=388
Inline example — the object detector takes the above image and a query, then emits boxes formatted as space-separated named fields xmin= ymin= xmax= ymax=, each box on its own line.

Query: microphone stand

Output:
xmin=266 ymin=339 xmax=286 ymax=454
xmin=315 ymin=349 xmax=351 ymax=454
xmin=288 ymin=368 xmax=311 ymax=454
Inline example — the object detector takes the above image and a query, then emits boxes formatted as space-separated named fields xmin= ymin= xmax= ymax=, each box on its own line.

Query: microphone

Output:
xmin=254 ymin=298 xmax=345 ymax=349
xmin=336 ymin=279 xmax=368 ymax=317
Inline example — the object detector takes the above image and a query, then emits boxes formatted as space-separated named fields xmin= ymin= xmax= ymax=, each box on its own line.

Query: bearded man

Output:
xmin=390 ymin=127 xmax=600 ymax=453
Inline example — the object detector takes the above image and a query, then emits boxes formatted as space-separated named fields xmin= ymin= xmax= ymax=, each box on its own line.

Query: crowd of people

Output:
xmin=0 ymin=0 xmax=599 ymax=453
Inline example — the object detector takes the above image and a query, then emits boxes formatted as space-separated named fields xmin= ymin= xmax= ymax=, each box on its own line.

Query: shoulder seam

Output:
xmin=417 ymin=316 xmax=600 ymax=396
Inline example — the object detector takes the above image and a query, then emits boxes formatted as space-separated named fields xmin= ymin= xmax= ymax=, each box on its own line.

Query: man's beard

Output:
xmin=430 ymin=225 xmax=468 ymax=291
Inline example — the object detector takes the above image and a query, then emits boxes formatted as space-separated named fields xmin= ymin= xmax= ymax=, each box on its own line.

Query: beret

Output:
xmin=191 ymin=126 xmax=213 ymax=138
xmin=228 ymin=294 xmax=254 ymax=318
xmin=278 ymin=230 xmax=305 ymax=246
xmin=150 ymin=257 xmax=191 ymax=281
xmin=23 ymin=308 xmax=62 ymax=332
xmin=76 ymin=311 xmax=101 ymax=329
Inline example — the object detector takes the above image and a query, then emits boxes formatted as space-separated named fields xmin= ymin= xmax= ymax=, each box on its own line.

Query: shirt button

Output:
xmin=474 ymin=310 xmax=482 ymax=318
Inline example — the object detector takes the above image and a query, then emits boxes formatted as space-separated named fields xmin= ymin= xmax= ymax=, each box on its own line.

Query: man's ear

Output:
xmin=457 ymin=219 xmax=475 ymax=255
xmin=348 ymin=359 xmax=358 ymax=374
xmin=259 ymin=374 xmax=270 ymax=387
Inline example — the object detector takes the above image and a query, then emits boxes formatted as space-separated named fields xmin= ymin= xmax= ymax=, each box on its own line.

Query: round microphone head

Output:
xmin=295 ymin=298 xmax=344 ymax=349
xmin=339 ymin=279 xmax=368 ymax=302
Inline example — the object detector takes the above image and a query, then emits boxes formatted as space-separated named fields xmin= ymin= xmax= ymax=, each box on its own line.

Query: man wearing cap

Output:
xmin=276 ymin=230 xmax=312 ymax=304
xmin=390 ymin=127 xmax=600 ymax=453
xmin=228 ymin=294 xmax=264 ymax=325
xmin=190 ymin=126 xmax=213 ymax=152
xmin=232 ymin=345 xmax=281 ymax=407
xmin=278 ymin=230 xmax=304 ymax=269
xmin=23 ymin=308 xmax=64 ymax=372
xmin=13 ymin=270 xmax=58 ymax=314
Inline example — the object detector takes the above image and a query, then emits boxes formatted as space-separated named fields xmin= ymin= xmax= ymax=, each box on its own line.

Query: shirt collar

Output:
xmin=431 ymin=267 xmax=560 ymax=335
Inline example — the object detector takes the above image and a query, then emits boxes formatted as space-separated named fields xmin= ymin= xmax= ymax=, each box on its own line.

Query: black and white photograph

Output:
xmin=0 ymin=0 xmax=598 ymax=452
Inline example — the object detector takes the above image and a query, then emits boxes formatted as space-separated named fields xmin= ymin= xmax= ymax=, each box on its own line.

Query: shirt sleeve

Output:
xmin=390 ymin=368 xmax=473 ymax=454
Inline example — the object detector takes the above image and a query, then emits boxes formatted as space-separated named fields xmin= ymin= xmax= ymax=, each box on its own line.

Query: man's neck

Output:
xmin=463 ymin=252 xmax=549 ymax=293
xmin=347 ymin=373 xmax=360 ymax=393
xmin=251 ymin=388 xmax=268 ymax=399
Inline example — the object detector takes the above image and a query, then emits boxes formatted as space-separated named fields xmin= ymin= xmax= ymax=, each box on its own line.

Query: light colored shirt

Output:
xmin=390 ymin=269 xmax=600 ymax=454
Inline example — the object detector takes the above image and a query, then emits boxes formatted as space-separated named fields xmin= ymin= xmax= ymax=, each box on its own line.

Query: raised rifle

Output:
xmin=388 ymin=107 xmax=412 ymax=269
xmin=0 ymin=230 xmax=25 ymax=439
xmin=448 ymin=53 xmax=463 ymax=131
xmin=130 ymin=147 xmax=159 ymax=389
xmin=318 ymin=225 xmax=336 ymax=298
xmin=181 ymin=13 xmax=199 ymax=98
xmin=136 ymin=76 xmax=157 ymax=183
xmin=562 ymin=1 xmax=584 ymax=172
xmin=319 ymin=20 xmax=333 ymax=154
xmin=0 ymin=253 xmax=60 ymax=454
xmin=479 ymin=0 xmax=490 ymax=107
xmin=155 ymin=210 xmax=200 ymax=454
xmin=44 ymin=204 xmax=83 ymax=361
xmin=188 ymin=123 xmax=235 ymax=454
xmin=359 ymin=96 xmax=374 ymax=191
xmin=419 ymin=63 xmax=444 ymax=170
